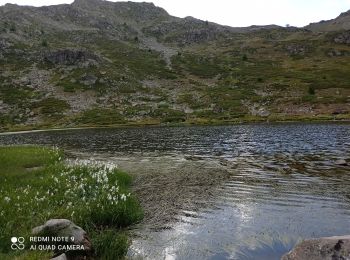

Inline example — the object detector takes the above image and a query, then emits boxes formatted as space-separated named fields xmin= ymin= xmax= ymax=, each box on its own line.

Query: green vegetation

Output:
xmin=41 ymin=39 xmax=48 ymax=47
xmin=33 ymin=98 xmax=70 ymax=117
xmin=150 ymin=104 xmax=187 ymax=123
xmin=0 ymin=146 xmax=143 ymax=259
xmin=172 ymin=53 xmax=225 ymax=78
xmin=0 ymin=85 xmax=32 ymax=106
xmin=95 ymin=39 xmax=176 ymax=80
xmin=308 ymin=86 xmax=316 ymax=95
xmin=0 ymin=2 xmax=349 ymax=131
xmin=77 ymin=108 xmax=126 ymax=125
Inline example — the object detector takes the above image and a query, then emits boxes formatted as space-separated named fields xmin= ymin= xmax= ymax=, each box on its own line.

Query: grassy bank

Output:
xmin=0 ymin=146 xmax=143 ymax=259
xmin=1 ymin=113 xmax=350 ymax=134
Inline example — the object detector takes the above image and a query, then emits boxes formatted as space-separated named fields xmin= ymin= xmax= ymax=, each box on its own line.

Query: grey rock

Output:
xmin=285 ymin=44 xmax=308 ymax=56
xmin=335 ymin=159 xmax=348 ymax=166
xmin=80 ymin=74 xmax=97 ymax=86
xmin=282 ymin=235 xmax=350 ymax=260
xmin=327 ymin=49 xmax=347 ymax=57
xmin=51 ymin=253 xmax=67 ymax=260
xmin=334 ymin=31 xmax=350 ymax=45
xmin=251 ymin=106 xmax=270 ymax=117
xmin=32 ymin=219 xmax=92 ymax=257
xmin=44 ymin=49 xmax=100 ymax=66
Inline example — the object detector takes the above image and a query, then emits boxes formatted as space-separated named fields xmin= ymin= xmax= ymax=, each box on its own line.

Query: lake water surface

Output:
xmin=1 ymin=123 xmax=349 ymax=259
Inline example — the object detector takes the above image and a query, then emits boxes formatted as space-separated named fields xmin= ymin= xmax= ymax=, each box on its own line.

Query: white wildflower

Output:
xmin=120 ymin=194 xmax=127 ymax=201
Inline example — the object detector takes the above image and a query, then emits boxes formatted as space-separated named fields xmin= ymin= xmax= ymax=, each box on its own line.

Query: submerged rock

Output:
xmin=32 ymin=219 xmax=92 ymax=259
xmin=335 ymin=159 xmax=348 ymax=166
xmin=282 ymin=235 xmax=350 ymax=260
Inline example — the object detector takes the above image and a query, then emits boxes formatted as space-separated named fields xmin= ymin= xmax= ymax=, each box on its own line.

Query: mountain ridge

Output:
xmin=0 ymin=0 xmax=349 ymax=131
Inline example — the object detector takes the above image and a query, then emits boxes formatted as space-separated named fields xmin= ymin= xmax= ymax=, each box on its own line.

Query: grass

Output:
xmin=0 ymin=85 xmax=33 ymax=106
xmin=77 ymin=108 xmax=126 ymax=126
xmin=0 ymin=146 xmax=143 ymax=259
xmin=32 ymin=98 xmax=70 ymax=118
xmin=150 ymin=106 xmax=187 ymax=123
xmin=172 ymin=53 xmax=225 ymax=78
xmin=1 ymin=26 xmax=350 ymax=130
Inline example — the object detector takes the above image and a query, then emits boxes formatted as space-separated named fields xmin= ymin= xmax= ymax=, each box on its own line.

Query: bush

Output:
xmin=308 ymin=86 xmax=315 ymax=95
xmin=41 ymin=39 xmax=48 ymax=47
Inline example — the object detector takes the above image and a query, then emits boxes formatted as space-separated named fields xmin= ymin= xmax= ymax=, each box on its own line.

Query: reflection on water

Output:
xmin=1 ymin=123 xmax=350 ymax=259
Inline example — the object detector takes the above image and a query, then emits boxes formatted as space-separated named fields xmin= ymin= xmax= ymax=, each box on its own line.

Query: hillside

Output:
xmin=306 ymin=10 xmax=350 ymax=32
xmin=0 ymin=0 xmax=350 ymax=131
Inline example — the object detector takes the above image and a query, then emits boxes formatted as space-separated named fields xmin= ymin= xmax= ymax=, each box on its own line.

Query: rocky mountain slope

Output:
xmin=306 ymin=9 xmax=350 ymax=31
xmin=0 ymin=0 xmax=349 ymax=131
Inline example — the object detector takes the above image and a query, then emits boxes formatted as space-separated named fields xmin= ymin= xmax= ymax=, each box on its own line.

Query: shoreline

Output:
xmin=1 ymin=118 xmax=350 ymax=135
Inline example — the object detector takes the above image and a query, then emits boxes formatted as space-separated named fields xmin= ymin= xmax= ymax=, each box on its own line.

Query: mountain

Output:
xmin=0 ymin=0 xmax=349 ymax=131
xmin=306 ymin=10 xmax=350 ymax=32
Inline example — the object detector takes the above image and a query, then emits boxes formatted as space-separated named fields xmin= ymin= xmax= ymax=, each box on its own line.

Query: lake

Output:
xmin=1 ymin=123 xmax=349 ymax=259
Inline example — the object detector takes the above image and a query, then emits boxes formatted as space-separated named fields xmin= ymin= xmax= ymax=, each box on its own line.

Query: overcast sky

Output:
xmin=0 ymin=0 xmax=349 ymax=27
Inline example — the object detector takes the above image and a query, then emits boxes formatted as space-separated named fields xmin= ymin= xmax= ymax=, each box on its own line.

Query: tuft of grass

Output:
xmin=92 ymin=230 xmax=129 ymax=260
xmin=0 ymin=146 xmax=143 ymax=258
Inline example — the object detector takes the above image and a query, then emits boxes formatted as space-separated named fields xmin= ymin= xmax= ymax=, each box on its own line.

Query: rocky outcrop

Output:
xmin=143 ymin=17 xmax=233 ymax=44
xmin=243 ymin=101 xmax=271 ymax=117
xmin=282 ymin=235 xmax=350 ymax=260
xmin=334 ymin=31 xmax=350 ymax=45
xmin=327 ymin=49 xmax=350 ymax=57
xmin=306 ymin=10 xmax=350 ymax=32
xmin=79 ymin=74 xmax=97 ymax=86
xmin=43 ymin=49 xmax=100 ymax=66
xmin=32 ymin=219 xmax=92 ymax=259
xmin=285 ymin=44 xmax=309 ymax=56
xmin=0 ymin=39 xmax=11 ymax=50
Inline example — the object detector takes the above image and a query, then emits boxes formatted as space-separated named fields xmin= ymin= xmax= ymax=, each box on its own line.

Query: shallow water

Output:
xmin=1 ymin=123 xmax=349 ymax=259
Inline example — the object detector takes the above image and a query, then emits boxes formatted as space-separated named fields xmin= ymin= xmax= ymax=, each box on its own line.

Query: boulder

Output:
xmin=335 ymin=159 xmax=348 ymax=166
xmin=80 ymin=74 xmax=98 ymax=86
xmin=51 ymin=254 xmax=67 ymax=260
xmin=32 ymin=219 xmax=92 ymax=259
xmin=282 ymin=235 xmax=350 ymax=260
